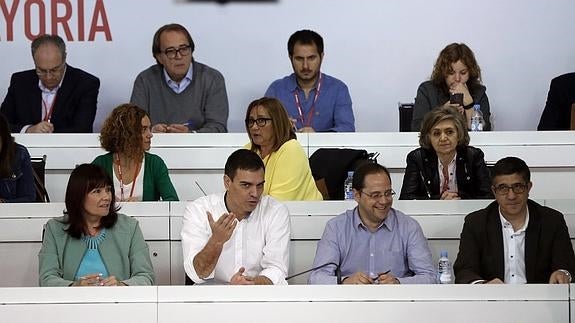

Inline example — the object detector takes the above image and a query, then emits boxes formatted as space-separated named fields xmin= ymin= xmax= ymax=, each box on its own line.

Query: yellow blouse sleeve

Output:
xmin=264 ymin=139 xmax=322 ymax=201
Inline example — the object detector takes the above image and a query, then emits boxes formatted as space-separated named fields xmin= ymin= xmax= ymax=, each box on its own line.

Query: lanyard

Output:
xmin=116 ymin=153 xmax=141 ymax=201
xmin=293 ymin=73 xmax=322 ymax=128
xmin=41 ymin=93 xmax=57 ymax=122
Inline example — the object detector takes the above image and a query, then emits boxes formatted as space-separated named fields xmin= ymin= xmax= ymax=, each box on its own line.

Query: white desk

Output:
xmin=14 ymin=131 xmax=575 ymax=202
xmin=156 ymin=285 xmax=568 ymax=323
xmin=0 ymin=285 xmax=569 ymax=323
xmin=0 ymin=287 xmax=157 ymax=323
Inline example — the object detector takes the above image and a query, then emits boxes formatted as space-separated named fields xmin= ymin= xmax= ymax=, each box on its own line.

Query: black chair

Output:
xmin=309 ymin=148 xmax=378 ymax=200
xmin=398 ymin=102 xmax=414 ymax=132
xmin=185 ymin=274 xmax=195 ymax=285
xmin=31 ymin=155 xmax=50 ymax=202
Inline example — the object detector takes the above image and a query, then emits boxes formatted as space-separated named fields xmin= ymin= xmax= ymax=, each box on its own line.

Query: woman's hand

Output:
xmin=440 ymin=191 xmax=461 ymax=200
xmin=450 ymin=82 xmax=473 ymax=106
xmin=99 ymin=275 xmax=126 ymax=286
xmin=72 ymin=273 xmax=102 ymax=286
xmin=442 ymin=101 xmax=464 ymax=114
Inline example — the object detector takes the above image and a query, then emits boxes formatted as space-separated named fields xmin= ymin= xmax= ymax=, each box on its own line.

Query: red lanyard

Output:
xmin=42 ymin=93 xmax=57 ymax=122
xmin=116 ymin=153 xmax=141 ymax=201
xmin=293 ymin=73 xmax=322 ymax=128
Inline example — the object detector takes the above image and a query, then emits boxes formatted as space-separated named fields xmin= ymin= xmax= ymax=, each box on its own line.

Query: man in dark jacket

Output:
xmin=454 ymin=156 xmax=575 ymax=284
xmin=537 ymin=73 xmax=575 ymax=131
xmin=0 ymin=34 xmax=99 ymax=133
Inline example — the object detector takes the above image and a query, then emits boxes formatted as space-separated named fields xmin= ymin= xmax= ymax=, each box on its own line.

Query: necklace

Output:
xmin=115 ymin=153 xmax=141 ymax=201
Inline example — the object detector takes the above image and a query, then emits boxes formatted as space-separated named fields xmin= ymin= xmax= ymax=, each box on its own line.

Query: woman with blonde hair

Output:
xmin=92 ymin=103 xmax=178 ymax=202
xmin=245 ymin=97 xmax=322 ymax=201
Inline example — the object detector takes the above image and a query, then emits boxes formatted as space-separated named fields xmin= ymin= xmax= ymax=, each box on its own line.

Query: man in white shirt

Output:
xmin=181 ymin=149 xmax=290 ymax=285
xmin=454 ymin=156 xmax=575 ymax=284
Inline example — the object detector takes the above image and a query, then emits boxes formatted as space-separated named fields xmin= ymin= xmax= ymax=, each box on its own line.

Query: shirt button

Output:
xmin=370 ymin=253 xmax=374 ymax=257
xmin=511 ymin=255 xmax=514 ymax=258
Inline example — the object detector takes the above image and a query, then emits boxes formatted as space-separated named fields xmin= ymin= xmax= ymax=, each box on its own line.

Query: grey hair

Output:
xmin=31 ymin=34 xmax=67 ymax=60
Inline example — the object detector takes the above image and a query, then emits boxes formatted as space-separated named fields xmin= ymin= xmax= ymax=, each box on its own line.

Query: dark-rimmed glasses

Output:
xmin=493 ymin=183 xmax=528 ymax=195
xmin=35 ymin=62 xmax=65 ymax=77
xmin=162 ymin=45 xmax=192 ymax=59
xmin=360 ymin=189 xmax=396 ymax=200
xmin=245 ymin=118 xmax=272 ymax=128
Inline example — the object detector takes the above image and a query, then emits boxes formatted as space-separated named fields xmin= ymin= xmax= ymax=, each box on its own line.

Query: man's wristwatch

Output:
xmin=558 ymin=269 xmax=572 ymax=283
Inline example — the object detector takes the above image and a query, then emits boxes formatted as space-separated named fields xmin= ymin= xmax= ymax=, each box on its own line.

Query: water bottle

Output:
xmin=470 ymin=104 xmax=484 ymax=132
xmin=343 ymin=171 xmax=354 ymax=200
xmin=438 ymin=250 xmax=452 ymax=284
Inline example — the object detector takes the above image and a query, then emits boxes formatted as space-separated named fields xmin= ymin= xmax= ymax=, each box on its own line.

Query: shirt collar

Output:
xmin=499 ymin=208 xmax=530 ymax=233
xmin=38 ymin=64 xmax=67 ymax=94
xmin=353 ymin=206 xmax=394 ymax=232
xmin=288 ymin=72 xmax=322 ymax=92
xmin=163 ymin=64 xmax=193 ymax=86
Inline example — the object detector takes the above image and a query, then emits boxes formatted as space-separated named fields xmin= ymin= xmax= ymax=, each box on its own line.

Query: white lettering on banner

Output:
xmin=0 ymin=0 xmax=112 ymax=41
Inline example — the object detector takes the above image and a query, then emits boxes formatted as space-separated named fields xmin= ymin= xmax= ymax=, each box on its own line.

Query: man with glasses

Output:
xmin=1 ymin=34 xmax=99 ymax=133
xmin=308 ymin=162 xmax=437 ymax=284
xmin=454 ymin=156 xmax=575 ymax=284
xmin=130 ymin=23 xmax=228 ymax=133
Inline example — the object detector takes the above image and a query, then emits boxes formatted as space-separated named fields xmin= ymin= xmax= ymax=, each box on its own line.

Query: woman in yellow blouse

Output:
xmin=245 ymin=97 xmax=322 ymax=201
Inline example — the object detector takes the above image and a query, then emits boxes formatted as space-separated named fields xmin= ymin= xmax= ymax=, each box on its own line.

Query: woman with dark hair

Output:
xmin=39 ymin=163 xmax=155 ymax=286
xmin=245 ymin=97 xmax=322 ymax=200
xmin=0 ymin=112 xmax=35 ymax=203
xmin=411 ymin=43 xmax=491 ymax=131
xmin=92 ymin=103 xmax=178 ymax=202
xmin=400 ymin=106 xmax=493 ymax=200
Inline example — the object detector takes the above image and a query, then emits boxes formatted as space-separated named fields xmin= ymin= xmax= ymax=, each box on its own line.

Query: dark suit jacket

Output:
xmin=453 ymin=200 xmax=575 ymax=283
xmin=537 ymin=72 xmax=575 ymax=130
xmin=0 ymin=65 xmax=99 ymax=133
xmin=399 ymin=146 xmax=493 ymax=200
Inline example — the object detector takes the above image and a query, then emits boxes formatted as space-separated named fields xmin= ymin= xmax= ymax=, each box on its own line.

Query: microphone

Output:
xmin=285 ymin=262 xmax=342 ymax=284
xmin=195 ymin=181 xmax=208 ymax=196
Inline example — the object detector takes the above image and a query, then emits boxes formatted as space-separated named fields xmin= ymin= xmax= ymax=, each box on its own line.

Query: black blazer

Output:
xmin=0 ymin=65 xmax=99 ymax=133
xmin=399 ymin=146 xmax=493 ymax=200
xmin=537 ymin=72 xmax=575 ymax=130
xmin=453 ymin=200 xmax=575 ymax=283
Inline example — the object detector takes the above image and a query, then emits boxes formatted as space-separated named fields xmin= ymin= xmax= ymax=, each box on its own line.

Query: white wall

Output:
xmin=1 ymin=0 xmax=574 ymax=132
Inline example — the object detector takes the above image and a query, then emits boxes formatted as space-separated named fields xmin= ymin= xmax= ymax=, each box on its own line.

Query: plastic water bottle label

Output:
xmin=344 ymin=183 xmax=354 ymax=200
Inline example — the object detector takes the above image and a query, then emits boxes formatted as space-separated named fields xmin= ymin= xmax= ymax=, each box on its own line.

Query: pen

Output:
xmin=373 ymin=270 xmax=391 ymax=284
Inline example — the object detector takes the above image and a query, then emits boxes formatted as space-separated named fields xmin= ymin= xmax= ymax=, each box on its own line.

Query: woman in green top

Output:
xmin=92 ymin=103 xmax=178 ymax=202
xmin=39 ymin=164 xmax=155 ymax=286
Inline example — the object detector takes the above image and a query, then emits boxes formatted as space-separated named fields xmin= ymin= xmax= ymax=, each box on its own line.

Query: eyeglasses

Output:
xmin=162 ymin=45 xmax=192 ymax=59
xmin=35 ymin=62 xmax=65 ymax=77
xmin=360 ymin=189 xmax=396 ymax=200
xmin=245 ymin=118 xmax=272 ymax=128
xmin=493 ymin=183 xmax=528 ymax=195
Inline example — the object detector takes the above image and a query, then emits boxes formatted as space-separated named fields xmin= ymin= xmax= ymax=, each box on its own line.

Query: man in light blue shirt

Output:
xmin=309 ymin=163 xmax=437 ymax=284
xmin=265 ymin=30 xmax=355 ymax=133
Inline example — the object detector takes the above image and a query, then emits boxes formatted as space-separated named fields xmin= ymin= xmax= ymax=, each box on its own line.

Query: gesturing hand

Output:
xmin=230 ymin=267 xmax=255 ymax=285
xmin=207 ymin=211 xmax=237 ymax=245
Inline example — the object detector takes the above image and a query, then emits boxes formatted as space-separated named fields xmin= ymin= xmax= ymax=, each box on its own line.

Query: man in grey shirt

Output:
xmin=130 ymin=23 xmax=228 ymax=133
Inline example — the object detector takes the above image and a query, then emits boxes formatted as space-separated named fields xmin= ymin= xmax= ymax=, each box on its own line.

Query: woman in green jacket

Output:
xmin=39 ymin=163 xmax=155 ymax=286
xmin=92 ymin=103 xmax=178 ymax=202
